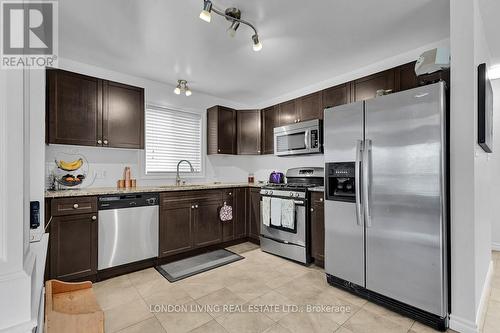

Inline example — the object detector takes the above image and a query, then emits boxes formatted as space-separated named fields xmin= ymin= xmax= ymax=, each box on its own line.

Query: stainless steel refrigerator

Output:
xmin=324 ymin=82 xmax=448 ymax=329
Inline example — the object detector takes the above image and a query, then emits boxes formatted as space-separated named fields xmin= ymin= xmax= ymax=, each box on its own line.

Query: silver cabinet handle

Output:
xmin=97 ymin=139 xmax=102 ymax=145
xmin=217 ymin=149 xmax=221 ymax=153
xmin=355 ymin=139 xmax=363 ymax=226
xmin=319 ymin=197 xmax=323 ymax=202
xmin=228 ymin=192 xmax=232 ymax=196
xmin=363 ymin=139 xmax=372 ymax=227
xmin=91 ymin=216 xmax=97 ymax=221
xmin=191 ymin=205 xmax=195 ymax=209
xmin=310 ymin=208 xmax=314 ymax=212
xmin=73 ymin=203 xmax=79 ymax=209
xmin=103 ymin=139 xmax=108 ymax=145
xmin=195 ymin=204 xmax=199 ymax=208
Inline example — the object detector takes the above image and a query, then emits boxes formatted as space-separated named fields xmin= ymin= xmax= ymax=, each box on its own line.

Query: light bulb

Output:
xmin=174 ymin=87 xmax=181 ymax=95
xmin=252 ymin=34 xmax=262 ymax=52
xmin=199 ymin=10 xmax=211 ymax=23
xmin=185 ymin=88 xmax=192 ymax=96
xmin=227 ymin=21 xmax=239 ymax=38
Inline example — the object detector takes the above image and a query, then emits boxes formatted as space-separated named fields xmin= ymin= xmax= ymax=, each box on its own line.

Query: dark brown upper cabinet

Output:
xmin=207 ymin=105 xmax=237 ymax=155
xmin=46 ymin=68 xmax=145 ymax=149
xmin=261 ymin=105 xmax=279 ymax=155
xmin=297 ymin=91 xmax=323 ymax=121
xmin=322 ymin=83 xmax=351 ymax=110
xmin=237 ymin=110 xmax=261 ymax=155
xmin=278 ymin=99 xmax=298 ymax=126
xmin=102 ymin=81 xmax=144 ymax=149
xmin=352 ymin=69 xmax=395 ymax=102
xmin=394 ymin=61 xmax=419 ymax=92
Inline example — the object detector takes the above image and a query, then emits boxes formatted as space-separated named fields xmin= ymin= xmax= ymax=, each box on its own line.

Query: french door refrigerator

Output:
xmin=324 ymin=82 xmax=448 ymax=330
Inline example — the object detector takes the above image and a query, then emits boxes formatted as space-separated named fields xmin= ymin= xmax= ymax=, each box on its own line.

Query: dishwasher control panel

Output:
xmin=98 ymin=193 xmax=159 ymax=210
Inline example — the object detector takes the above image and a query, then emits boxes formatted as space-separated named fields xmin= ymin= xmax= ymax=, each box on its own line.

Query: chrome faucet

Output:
xmin=176 ymin=160 xmax=195 ymax=186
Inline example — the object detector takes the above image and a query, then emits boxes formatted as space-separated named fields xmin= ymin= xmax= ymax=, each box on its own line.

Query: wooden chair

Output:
xmin=45 ymin=280 xmax=104 ymax=333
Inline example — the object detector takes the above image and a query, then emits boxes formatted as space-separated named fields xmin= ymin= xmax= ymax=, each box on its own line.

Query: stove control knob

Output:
xmin=269 ymin=190 xmax=273 ymax=195
xmin=290 ymin=192 xmax=294 ymax=197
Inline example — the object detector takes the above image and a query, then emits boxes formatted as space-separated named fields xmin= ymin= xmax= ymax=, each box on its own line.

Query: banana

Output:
xmin=56 ymin=158 xmax=83 ymax=171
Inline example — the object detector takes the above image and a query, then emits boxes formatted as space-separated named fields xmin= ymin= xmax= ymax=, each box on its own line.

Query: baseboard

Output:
xmin=476 ymin=260 xmax=494 ymax=331
xmin=492 ymin=242 xmax=500 ymax=251
xmin=449 ymin=260 xmax=494 ymax=333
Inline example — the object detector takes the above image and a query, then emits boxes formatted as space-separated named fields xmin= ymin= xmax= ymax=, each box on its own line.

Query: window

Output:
xmin=145 ymin=105 xmax=202 ymax=174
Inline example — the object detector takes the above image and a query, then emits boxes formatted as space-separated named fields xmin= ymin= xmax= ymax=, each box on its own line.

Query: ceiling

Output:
xmin=59 ymin=0 xmax=450 ymax=105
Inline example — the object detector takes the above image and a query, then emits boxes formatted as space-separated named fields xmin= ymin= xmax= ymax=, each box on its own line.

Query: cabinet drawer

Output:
xmin=51 ymin=196 xmax=97 ymax=216
xmin=161 ymin=190 xmax=222 ymax=206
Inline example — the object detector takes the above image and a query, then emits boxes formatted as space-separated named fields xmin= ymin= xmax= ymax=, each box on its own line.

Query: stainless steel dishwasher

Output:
xmin=98 ymin=193 xmax=159 ymax=270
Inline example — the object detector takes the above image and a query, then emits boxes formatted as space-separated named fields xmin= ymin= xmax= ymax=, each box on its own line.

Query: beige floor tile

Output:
xmin=278 ymin=311 xmax=340 ymax=333
xmin=196 ymin=288 xmax=247 ymax=317
xmin=94 ymin=274 xmax=132 ymax=293
xmin=274 ymin=279 xmax=324 ymax=304
xmin=275 ymin=261 xmax=311 ymax=279
xmin=189 ymin=319 xmax=228 ymax=333
xmin=303 ymin=291 xmax=360 ymax=325
xmin=335 ymin=327 xmax=354 ymax=333
xmin=483 ymin=313 xmax=500 ymax=333
xmin=116 ymin=317 xmax=165 ymax=333
xmin=486 ymin=299 xmax=500 ymax=319
xmin=95 ymin=284 xmax=141 ymax=310
xmin=407 ymin=321 xmax=443 ymax=333
xmin=104 ymin=298 xmax=153 ymax=333
xmin=343 ymin=309 xmax=408 ymax=333
xmin=216 ymin=311 xmax=275 ymax=333
xmin=127 ymin=268 xmax=163 ymax=286
xmin=324 ymin=286 xmax=368 ymax=308
xmin=180 ymin=280 xmax=226 ymax=299
xmin=226 ymin=275 xmax=273 ymax=301
xmin=263 ymin=323 xmax=292 ymax=333
xmin=248 ymin=290 xmax=295 ymax=321
xmin=155 ymin=300 xmax=213 ymax=333
xmin=143 ymin=286 xmax=192 ymax=307
xmin=134 ymin=275 xmax=176 ymax=298
xmin=226 ymin=242 xmax=260 ymax=254
xmin=490 ymin=287 xmax=500 ymax=302
xmin=362 ymin=302 xmax=414 ymax=330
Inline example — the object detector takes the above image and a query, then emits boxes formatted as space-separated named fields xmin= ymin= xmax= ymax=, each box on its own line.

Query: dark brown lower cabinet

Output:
xmin=49 ymin=213 xmax=98 ymax=281
xmin=222 ymin=189 xmax=236 ymax=242
xmin=248 ymin=188 xmax=261 ymax=240
xmin=310 ymin=192 xmax=325 ymax=266
xmin=159 ymin=197 xmax=194 ymax=257
xmin=193 ymin=198 xmax=223 ymax=247
xmin=234 ymin=188 xmax=247 ymax=239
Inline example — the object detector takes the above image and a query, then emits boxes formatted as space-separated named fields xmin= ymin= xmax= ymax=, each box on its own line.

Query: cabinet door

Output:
xmin=322 ymin=83 xmax=351 ymax=110
xmin=310 ymin=192 xmax=325 ymax=266
xmin=297 ymin=91 xmax=323 ymax=121
xmin=103 ymin=81 xmax=144 ymax=149
xmin=46 ymin=69 xmax=102 ymax=146
xmin=234 ymin=187 xmax=247 ymax=239
xmin=49 ymin=213 xmax=98 ymax=281
xmin=159 ymin=199 xmax=193 ymax=257
xmin=352 ymin=70 xmax=395 ymax=102
xmin=248 ymin=188 xmax=261 ymax=240
xmin=207 ymin=106 xmax=236 ymax=154
xmin=261 ymin=105 xmax=279 ymax=155
xmin=278 ymin=99 xmax=298 ymax=126
xmin=193 ymin=199 xmax=222 ymax=247
xmin=394 ymin=61 xmax=418 ymax=92
xmin=237 ymin=110 xmax=261 ymax=155
xmin=222 ymin=189 xmax=235 ymax=242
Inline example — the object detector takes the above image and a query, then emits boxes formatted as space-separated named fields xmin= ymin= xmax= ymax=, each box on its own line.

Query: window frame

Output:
xmin=139 ymin=103 xmax=205 ymax=180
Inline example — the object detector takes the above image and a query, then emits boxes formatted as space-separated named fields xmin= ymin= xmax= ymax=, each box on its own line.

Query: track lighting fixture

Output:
xmin=199 ymin=1 xmax=262 ymax=52
xmin=174 ymin=80 xmax=192 ymax=96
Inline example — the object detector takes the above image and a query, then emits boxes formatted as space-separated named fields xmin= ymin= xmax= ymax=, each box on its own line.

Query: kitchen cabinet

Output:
xmin=322 ymin=83 xmax=351 ymax=109
xmin=102 ymin=80 xmax=144 ymax=149
xmin=278 ymin=99 xmax=298 ymax=126
xmin=261 ymin=105 xmax=279 ymax=155
xmin=310 ymin=192 xmax=325 ymax=266
xmin=237 ymin=110 xmax=261 ymax=155
xmin=47 ymin=197 xmax=98 ymax=281
xmin=159 ymin=196 xmax=194 ymax=257
xmin=193 ymin=196 xmax=223 ymax=247
xmin=233 ymin=188 xmax=247 ymax=239
xmin=222 ymin=190 xmax=235 ymax=242
xmin=207 ymin=105 xmax=237 ymax=155
xmin=46 ymin=68 xmax=145 ymax=149
xmin=297 ymin=91 xmax=323 ymax=121
xmin=394 ymin=61 xmax=418 ymax=92
xmin=352 ymin=69 xmax=395 ymax=102
xmin=248 ymin=188 xmax=261 ymax=240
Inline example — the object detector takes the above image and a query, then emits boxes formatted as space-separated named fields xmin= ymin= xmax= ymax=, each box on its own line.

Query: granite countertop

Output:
xmin=309 ymin=186 xmax=324 ymax=193
xmin=45 ymin=182 xmax=264 ymax=198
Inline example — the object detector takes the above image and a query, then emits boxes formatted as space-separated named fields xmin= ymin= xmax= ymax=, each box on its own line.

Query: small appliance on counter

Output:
xmin=268 ymin=171 xmax=285 ymax=184
xmin=260 ymin=167 xmax=324 ymax=264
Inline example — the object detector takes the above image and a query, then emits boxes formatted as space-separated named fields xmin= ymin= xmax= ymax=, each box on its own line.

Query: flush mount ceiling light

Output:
xmin=199 ymin=0 xmax=262 ymax=52
xmin=174 ymin=80 xmax=192 ymax=96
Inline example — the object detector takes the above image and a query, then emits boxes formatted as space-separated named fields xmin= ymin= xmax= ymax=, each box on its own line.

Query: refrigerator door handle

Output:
xmin=363 ymin=139 xmax=372 ymax=227
xmin=355 ymin=139 xmax=364 ymax=226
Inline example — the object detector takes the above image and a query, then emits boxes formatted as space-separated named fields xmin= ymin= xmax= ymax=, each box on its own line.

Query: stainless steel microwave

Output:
xmin=274 ymin=119 xmax=323 ymax=156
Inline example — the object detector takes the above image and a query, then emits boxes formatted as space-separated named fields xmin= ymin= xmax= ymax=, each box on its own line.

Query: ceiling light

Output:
xmin=489 ymin=64 xmax=500 ymax=80
xmin=185 ymin=88 xmax=192 ymax=97
xmin=174 ymin=80 xmax=192 ymax=96
xmin=199 ymin=2 xmax=262 ymax=52
xmin=252 ymin=34 xmax=262 ymax=52
xmin=199 ymin=0 xmax=212 ymax=22
xmin=174 ymin=86 xmax=181 ymax=95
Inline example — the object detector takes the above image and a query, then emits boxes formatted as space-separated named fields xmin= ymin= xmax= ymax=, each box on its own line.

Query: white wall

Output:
xmin=491 ymin=80 xmax=500 ymax=249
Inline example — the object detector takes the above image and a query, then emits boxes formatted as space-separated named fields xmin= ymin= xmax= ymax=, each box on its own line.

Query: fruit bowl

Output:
xmin=51 ymin=152 xmax=93 ymax=189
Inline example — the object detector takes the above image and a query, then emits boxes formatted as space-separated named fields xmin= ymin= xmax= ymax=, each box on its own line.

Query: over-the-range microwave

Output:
xmin=274 ymin=119 xmax=323 ymax=156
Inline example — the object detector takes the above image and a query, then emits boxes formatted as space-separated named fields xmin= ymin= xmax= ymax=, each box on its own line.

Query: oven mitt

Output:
xmin=219 ymin=202 xmax=233 ymax=222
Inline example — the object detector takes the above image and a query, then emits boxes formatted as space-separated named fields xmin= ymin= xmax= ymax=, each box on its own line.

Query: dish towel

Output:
xmin=262 ymin=197 xmax=271 ymax=227
xmin=281 ymin=199 xmax=295 ymax=229
xmin=270 ymin=198 xmax=282 ymax=227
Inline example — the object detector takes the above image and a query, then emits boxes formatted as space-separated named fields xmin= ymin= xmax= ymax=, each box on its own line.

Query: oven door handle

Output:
xmin=355 ymin=139 xmax=364 ymax=226
xmin=293 ymin=200 xmax=305 ymax=205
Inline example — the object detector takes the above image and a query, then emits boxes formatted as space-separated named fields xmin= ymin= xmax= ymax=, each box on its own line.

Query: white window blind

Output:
xmin=145 ymin=105 xmax=202 ymax=174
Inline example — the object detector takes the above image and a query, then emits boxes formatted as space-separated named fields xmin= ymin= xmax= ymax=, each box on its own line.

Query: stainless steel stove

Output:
xmin=260 ymin=167 xmax=324 ymax=264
